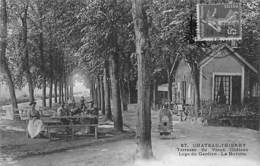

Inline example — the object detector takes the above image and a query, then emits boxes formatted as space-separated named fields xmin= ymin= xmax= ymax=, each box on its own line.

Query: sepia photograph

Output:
xmin=0 ymin=0 xmax=259 ymax=166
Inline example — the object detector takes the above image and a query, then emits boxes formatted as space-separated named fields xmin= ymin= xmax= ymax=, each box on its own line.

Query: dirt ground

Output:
xmin=0 ymin=104 xmax=260 ymax=166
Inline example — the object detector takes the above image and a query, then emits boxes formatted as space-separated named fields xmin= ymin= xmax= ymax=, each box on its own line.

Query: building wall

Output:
xmin=200 ymin=49 xmax=243 ymax=101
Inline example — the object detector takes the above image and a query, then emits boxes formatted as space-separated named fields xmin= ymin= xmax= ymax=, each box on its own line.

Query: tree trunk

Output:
xmin=153 ymin=79 xmax=158 ymax=110
xmin=59 ymin=80 xmax=62 ymax=103
xmin=49 ymin=79 xmax=53 ymax=108
xmin=131 ymin=0 xmax=153 ymax=159
xmin=128 ymin=79 xmax=131 ymax=104
xmin=21 ymin=4 xmax=34 ymax=103
xmin=61 ymin=81 xmax=64 ymax=102
xmin=64 ymin=75 xmax=67 ymax=101
xmin=90 ymin=80 xmax=93 ymax=100
xmin=96 ymin=77 xmax=101 ymax=110
xmin=64 ymin=81 xmax=66 ymax=101
xmin=100 ymin=76 xmax=105 ymax=115
xmin=63 ymin=58 xmax=67 ymax=102
xmin=54 ymin=80 xmax=57 ymax=103
xmin=48 ymin=33 xmax=53 ymax=108
xmin=106 ymin=0 xmax=123 ymax=131
xmin=92 ymin=79 xmax=97 ymax=107
xmin=167 ymin=71 xmax=173 ymax=102
xmin=38 ymin=9 xmax=46 ymax=107
xmin=42 ymin=78 xmax=46 ymax=107
xmin=109 ymin=52 xmax=123 ymax=131
xmin=104 ymin=61 xmax=112 ymax=121
xmin=27 ymin=75 xmax=34 ymax=102
xmin=69 ymin=76 xmax=73 ymax=99
xmin=60 ymin=55 xmax=64 ymax=103
xmin=66 ymin=82 xmax=69 ymax=101
xmin=0 ymin=0 xmax=18 ymax=111
xmin=120 ymin=80 xmax=128 ymax=111
xmin=256 ymin=4 xmax=260 ymax=131
xmin=48 ymin=59 xmax=53 ymax=107
xmin=5 ymin=70 xmax=18 ymax=110
xmin=192 ymin=67 xmax=200 ymax=117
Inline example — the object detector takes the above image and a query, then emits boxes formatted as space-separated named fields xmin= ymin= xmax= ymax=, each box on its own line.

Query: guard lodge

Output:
xmin=158 ymin=44 xmax=259 ymax=106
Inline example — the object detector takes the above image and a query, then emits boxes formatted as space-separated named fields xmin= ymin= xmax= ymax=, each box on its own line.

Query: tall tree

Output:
xmin=131 ymin=0 xmax=153 ymax=159
xmin=256 ymin=1 xmax=260 ymax=130
xmin=38 ymin=4 xmax=46 ymax=107
xmin=76 ymin=0 xmax=130 ymax=131
xmin=0 ymin=0 xmax=18 ymax=110
xmin=21 ymin=2 xmax=34 ymax=102
xmin=96 ymin=76 xmax=101 ymax=110
xmin=48 ymin=40 xmax=53 ymax=108
xmin=150 ymin=0 xmax=187 ymax=102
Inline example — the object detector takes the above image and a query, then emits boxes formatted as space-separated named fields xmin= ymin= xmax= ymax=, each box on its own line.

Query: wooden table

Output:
xmin=44 ymin=115 xmax=98 ymax=140
xmin=50 ymin=115 xmax=98 ymax=119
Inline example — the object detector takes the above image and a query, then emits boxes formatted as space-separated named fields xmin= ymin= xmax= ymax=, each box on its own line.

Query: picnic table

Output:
xmin=43 ymin=115 xmax=98 ymax=140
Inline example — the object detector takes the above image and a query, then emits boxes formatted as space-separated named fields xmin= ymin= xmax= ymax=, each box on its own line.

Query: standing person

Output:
xmin=27 ymin=101 xmax=44 ymax=138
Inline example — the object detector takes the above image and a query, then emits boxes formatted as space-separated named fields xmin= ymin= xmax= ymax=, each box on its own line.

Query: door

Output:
xmin=231 ymin=76 xmax=241 ymax=105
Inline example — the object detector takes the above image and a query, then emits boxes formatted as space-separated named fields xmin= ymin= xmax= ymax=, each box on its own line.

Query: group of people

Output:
xmin=27 ymin=96 xmax=95 ymax=139
xmin=56 ymin=96 xmax=94 ymax=117
xmin=160 ymin=101 xmax=189 ymax=121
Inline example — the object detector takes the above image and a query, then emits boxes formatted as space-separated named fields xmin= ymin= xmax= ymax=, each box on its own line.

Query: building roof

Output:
xmin=199 ymin=44 xmax=258 ymax=73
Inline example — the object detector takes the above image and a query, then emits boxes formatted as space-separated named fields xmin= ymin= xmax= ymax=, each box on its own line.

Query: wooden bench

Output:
xmin=46 ymin=124 xmax=98 ymax=140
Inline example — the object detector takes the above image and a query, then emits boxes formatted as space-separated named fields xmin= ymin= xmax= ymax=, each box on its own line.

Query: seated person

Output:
xmin=68 ymin=97 xmax=76 ymax=108
xmin=27 ymin=101 xmax=44 ymax=138
xmin=87 ymin=100 xmax=97 ymax=115
xmin=72 ymin=97 xmax=76 ymax=103
xmin=87 ymin=100 xmax=94 ymax=109
xmin=57 ymin=102 xmax=70 ymax=124
xmin=71 ymin=107 xmax=82 ymax=116
xmin=80 ymin=97 xmax=87 ymax=113
xmin=57 ymin=102 xmax=69 ymax=116
xmin=71 ymin=96 xmax=86 ymax=116
xmin=71 ymin=96 xmax=76 ymax=108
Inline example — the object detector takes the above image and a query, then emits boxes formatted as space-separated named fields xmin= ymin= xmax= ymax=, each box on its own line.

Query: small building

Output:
xmin=170 ymin=44 xmax=259 ymax=105
xmin=157 ymin=83 xmax=169 ymax=104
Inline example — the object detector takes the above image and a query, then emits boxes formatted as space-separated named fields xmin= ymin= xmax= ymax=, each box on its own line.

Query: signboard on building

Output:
xmin=196 ymin=3 xmax=242 ymax=41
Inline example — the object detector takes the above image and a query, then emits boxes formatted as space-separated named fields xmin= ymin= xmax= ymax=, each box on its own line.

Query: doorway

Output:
xmin=231 ymin=76 xmax=241 ymax=105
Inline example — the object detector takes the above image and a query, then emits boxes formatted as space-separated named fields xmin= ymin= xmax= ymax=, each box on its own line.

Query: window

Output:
xmin=214 ymin=75 xmax=242 ymax=105
xmin=182 ymin=81 xmax=186 ymax=104
xmin=252 ymin=83 xmax=260 ymax=97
